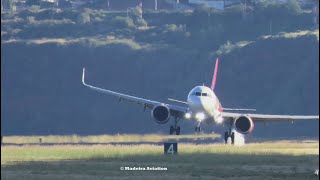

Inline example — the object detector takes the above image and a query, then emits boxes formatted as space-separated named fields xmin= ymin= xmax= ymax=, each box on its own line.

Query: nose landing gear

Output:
xmin=195 ymin=126 xmax=201 ymax=133
xmin=194 ymin=121 xmax=202 ymax=134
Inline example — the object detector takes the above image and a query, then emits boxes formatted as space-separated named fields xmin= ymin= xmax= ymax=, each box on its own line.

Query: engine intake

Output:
xmin=234 ymin=115 xmax=254 ymax=134
xmin=151 ymin=105 xmax=170 ymax=124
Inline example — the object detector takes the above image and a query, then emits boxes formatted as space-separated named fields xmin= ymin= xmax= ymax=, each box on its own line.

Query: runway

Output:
xmin=1 ymin=137 xmax=318 ymax=146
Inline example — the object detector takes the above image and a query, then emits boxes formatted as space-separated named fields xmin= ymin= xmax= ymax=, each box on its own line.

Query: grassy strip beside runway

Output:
xmin=1 ymin=140 xmax=319 ymax=180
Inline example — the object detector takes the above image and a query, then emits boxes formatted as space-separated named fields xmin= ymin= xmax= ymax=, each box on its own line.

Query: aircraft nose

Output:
xmin=192 ymin=97 xmax=202 ymax=105
xmin=188 ymin=97 xmax=202 ymax=109
xmin=193 ymin=97 xmax=208 ymax=110
xmin=200 ymin=97 xmax=215 ymax=112
xmin=199 ymin=97 xmax=211 ymax=105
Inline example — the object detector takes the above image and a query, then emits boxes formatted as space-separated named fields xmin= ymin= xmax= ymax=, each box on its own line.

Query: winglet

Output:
xmin=82 ymin=68 xmax=86 ymax=85
xmin=211 ymin=57 xmax=219 ymax=91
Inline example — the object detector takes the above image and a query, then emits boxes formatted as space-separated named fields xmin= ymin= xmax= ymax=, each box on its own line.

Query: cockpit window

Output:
xmin=195 ymin=92 xmax=201 ymax=96
xmin=193 ymin=92 xmax=210 ymax=97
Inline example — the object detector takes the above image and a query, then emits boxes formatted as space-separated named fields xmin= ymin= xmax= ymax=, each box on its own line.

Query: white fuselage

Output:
xmin=187 ymin=86 xmax=222 ymax=123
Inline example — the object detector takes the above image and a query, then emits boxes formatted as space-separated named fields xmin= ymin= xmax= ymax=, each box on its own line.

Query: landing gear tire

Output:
xmin=170 ymin=126 xmax=174 ymax=135
xmin=224 ymin=131 xmax=229 ymax=143
xmin=231 ymin=132 xmax=235 ymax=144
xmin=170 ymin=126 xmax=180 ymax=135
xmin=176 ymin=126 xmax=180 ymax=135
xmin=195 ymin=126 xmax=201 ymax=133
xmin=224 ymin=131 xmax=235 ymax=145
xmin=170 ymin=118 xmax=181 ymax=135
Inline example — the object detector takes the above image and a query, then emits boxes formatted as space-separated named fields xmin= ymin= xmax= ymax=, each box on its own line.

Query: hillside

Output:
xmin=1 ymin=2 xmax=319 ymax=137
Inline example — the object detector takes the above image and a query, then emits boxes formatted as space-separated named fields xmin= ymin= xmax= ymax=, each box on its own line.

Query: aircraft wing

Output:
xmin=221 ymin=112 xmax=319 ymax=122
xmin=82 ymin=68 xmax=188 ymax=118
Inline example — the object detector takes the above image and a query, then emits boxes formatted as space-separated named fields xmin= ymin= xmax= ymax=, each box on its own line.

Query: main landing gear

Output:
xmin=224 ymin=129 xmax=235 ymax=144
xmin=169 ymin=117 xmax=180 ymax=135
xmin=170 ymin=125 xmax=180 ymax=135
xmin=224 ymin=119 xmax=235 ymax=144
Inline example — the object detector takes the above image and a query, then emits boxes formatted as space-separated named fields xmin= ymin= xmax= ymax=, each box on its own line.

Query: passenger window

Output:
xmin=202 ymin=93 xmax=207 ymax=96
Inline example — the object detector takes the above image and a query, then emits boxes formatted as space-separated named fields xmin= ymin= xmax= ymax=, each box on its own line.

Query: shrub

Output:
xmin=255 ymin=0 xmax=275 ymax=10
xmin=135 ymin=18 xmax=147 ymax=27
xmin=26 ymin=16 xmax=36 ymax=24
xmin=226 ymin=3 xmax=246 ymax=13
xmin=130 ymin=6 xmax=142 ymax=19
xmin=165 ymin=24 xmax=177 ymax=32
xmin=193 ymin=4 xmax=212 ymax=16
xmin=215 ymin=41 xmax=252 ymax=55
xmin=112 ymin=16 xmax=135 ymax=29
xmin=29 ymin=5 xmax=40 ymax=13
xmin=163 ymin=24 xmax=184 ymax=33
xmin=78 ymin=9 xmax=91 ymax=24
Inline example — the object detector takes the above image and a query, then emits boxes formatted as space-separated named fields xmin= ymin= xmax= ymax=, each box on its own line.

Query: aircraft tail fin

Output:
xmin=211 ymin=57 xmax=219 ymax=91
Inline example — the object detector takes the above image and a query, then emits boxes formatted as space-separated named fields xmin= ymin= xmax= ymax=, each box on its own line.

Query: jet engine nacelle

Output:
xmin=151 ymin=104 xmax=170 ymax=124
xmin=234 ymin=115 xmax=254 ymax=134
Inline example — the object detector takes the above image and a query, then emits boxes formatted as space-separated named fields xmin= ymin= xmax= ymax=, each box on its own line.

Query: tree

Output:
xmin=78 ymin=13 xmax=90 ymax=24
xmin=285 ymin=0 xmax=302 ymax=15
xmin=313 ymin=0 xmax=319 ymax=26
xmin=136 ymin=18 xmax=147 ymax=27
xmin=78 ymin=9 xmax=92 ymax=24
xmin=8 ymin=0 xmax=16 ymax=12
xmin=58 ymin=0 xmax=72 ymax=9
xmin=131 ymin=6 xmax=142 ymax=19
xmin=26 ymin=0 xmax=40 ymax=6
xmin=2 ymin=0 xmax=16 ymax=11
xmin=112 ymin=16 xmax=135 ymax=29
xmin=194 ymin=4 xmax=211 ymax=16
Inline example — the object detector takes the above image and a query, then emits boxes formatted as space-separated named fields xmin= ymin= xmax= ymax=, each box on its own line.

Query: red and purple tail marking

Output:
xmin=211 ymin=57 xmax=219 ymax=91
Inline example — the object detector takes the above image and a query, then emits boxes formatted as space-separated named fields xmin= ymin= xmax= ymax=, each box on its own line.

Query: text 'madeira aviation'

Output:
xmin=82 ymin=58 xmax=319 ymax=144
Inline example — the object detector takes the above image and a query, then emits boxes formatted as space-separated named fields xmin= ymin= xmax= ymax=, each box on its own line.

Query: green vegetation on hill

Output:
xmin=1 ymin=2 xmax=318 ymax=56
xmin=1 ymin=1 xmax=317 ymax=47
xmin=1 ymin=1 xmax=319 ymax=136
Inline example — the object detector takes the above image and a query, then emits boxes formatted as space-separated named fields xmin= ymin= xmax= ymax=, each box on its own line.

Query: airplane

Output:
xmin=82 ymin=58 xmax=319 ymax=144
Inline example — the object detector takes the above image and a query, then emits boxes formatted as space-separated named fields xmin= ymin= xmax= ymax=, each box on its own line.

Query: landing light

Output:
xmin=185 ymin=113 xmax=191 ymax=119
xmin=195 ymin=112 xmax=205 ymax=121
